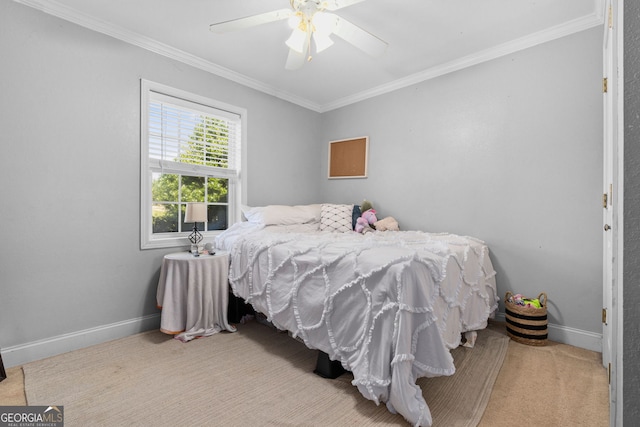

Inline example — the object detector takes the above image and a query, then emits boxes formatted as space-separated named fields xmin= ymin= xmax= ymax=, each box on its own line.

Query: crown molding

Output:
xmin=12 ymin=0 xmax=323 ymax=112
xmin=14 ymin=0 xmax=603 ymax=114
xmin=319 ymin=11 xmax=605 ymax=112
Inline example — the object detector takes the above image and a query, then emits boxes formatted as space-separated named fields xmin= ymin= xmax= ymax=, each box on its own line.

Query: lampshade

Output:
xmin=185 ymin=202 xmax=207 ymax=223
xmin=311 ymin=12 xmax=334 ymax=36
xmin=286 ymin=28 xmax=308 ymax=53
xmin=313 ymin=32 xmax=334 ymax=53
xmin=287 ymin=14 xmax=302 ymax=30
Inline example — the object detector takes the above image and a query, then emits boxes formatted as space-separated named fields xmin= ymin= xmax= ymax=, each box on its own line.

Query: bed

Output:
xmin=215 ymin=204 xmax=498 ymax=426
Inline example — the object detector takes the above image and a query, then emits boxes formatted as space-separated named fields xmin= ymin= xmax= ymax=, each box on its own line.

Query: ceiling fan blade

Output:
xmin=332 ymin=15 xmax=388 ymax=58
xmin=209 ymin=8 xmax=292 ymax=33
xmin=322 ymin=0 xmax=367 ymax=11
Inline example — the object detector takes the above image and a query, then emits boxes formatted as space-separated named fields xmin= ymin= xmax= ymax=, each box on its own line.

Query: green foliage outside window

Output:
xmin=152 ymin=116 xmax=230 ymax=234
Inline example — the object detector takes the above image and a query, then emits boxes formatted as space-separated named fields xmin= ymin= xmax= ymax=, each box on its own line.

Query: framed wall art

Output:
xmin=328 ymin=136 xmax=369 ymax=179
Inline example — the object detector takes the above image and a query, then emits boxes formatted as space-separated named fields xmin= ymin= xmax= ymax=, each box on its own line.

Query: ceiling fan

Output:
xmin=209 ymin=0 xmax=388 ymax=70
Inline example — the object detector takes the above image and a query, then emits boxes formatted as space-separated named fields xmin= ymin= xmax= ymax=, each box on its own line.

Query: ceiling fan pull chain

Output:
xmin=307 ymin=26 xmax=313 ymax=62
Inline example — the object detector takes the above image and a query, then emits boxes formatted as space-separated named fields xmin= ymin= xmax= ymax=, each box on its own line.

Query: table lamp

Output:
xmin=185 ymin=202 xmax=207 ymax=254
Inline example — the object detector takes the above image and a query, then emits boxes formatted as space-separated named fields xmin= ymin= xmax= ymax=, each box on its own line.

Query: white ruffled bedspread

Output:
xmin=216 ymin=224 xmax=498 ymax=426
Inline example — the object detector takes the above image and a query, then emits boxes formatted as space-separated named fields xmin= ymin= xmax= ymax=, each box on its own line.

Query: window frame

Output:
xmin=140 ymin=79 xmax=247 ymax=249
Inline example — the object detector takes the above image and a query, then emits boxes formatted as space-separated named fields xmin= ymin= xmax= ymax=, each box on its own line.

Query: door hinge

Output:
xmin=609 ymin=5 xmax=613 ymax=29
xmin=603 ymin=77 xmax=608 ymax=93
xmin=603 ymin=193 xmax=608 ymax=208
xmin=610 ymin=183 xmax=613 ymax=205
xmin=602 ymin=308 xmax=607 ymax=324
xmin=608 ymin=362 xmax=612 ymax=384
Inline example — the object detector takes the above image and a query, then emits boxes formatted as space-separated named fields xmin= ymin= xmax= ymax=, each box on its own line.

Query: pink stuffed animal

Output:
xmin=361 ymin=209 xmax=377 ymax=225
xmin=355 ymin=209 xmax=378 ymax=234
xmin=355 ymin=217 xmax=371 ymax=233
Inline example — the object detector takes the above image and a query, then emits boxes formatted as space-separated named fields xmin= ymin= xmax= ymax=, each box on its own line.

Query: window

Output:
xmin=141 ymin=80 xmax=246 ymax=249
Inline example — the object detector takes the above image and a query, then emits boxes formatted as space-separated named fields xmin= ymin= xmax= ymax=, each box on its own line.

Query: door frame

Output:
xmin=602 ymin=0 xmax=624 ymax=425
xmin=602 ymin=0 xmax=613 ymax=373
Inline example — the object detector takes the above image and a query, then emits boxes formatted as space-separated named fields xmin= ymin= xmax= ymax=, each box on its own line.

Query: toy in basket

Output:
xmin=505 ymin=291 xmax=548 ymax=346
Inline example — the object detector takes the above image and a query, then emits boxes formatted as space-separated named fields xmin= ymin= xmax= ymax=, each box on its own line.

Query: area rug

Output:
xmin=24 ymin=321 xmax=508 ymax=426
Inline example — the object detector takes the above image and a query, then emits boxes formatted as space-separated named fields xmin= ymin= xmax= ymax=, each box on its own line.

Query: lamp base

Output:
xmin=188 ymin=224 xmax=203 ymax=256
xmin=188 ymin=226 xmax=203 ymax=244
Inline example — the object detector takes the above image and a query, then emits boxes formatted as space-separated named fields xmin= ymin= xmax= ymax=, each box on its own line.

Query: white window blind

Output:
xmin=148 ymin=91 xmax=241 ymax=177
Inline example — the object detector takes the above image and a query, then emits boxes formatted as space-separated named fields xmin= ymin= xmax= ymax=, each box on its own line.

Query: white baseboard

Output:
xmin=2 ymin=312 xmax=602 ymax=368
xmin=494 ymin=312 xmax=602 ymax=353
xmin=1 ymin=314 xmax=161 ymax=368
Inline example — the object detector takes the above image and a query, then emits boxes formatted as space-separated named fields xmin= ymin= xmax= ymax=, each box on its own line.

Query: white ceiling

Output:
xmin=17 ymin=0 xmax=603 ymax=112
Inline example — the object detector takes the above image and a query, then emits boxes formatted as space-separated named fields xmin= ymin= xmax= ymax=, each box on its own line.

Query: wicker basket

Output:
xmin=505 ymin=291 xmax=548 ymax=346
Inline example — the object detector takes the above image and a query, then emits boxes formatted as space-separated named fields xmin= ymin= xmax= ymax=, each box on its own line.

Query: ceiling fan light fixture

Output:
xmin=287 ymin=13 xmax=303 ymax=30
xmin=311 ymin=11 xmax=335 ymax=36
xmin=313 ymin=32 xmax=334 ymax=53
xmin=285 ymin=28 xmax=308 ymax=53
xmin=210 ymin=0 xmax=387 ymax=69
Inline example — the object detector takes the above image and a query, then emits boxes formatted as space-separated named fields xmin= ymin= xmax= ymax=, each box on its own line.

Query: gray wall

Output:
xmin=0 ymin=0 xmax=612 ymax=367
xmin=319 ymin=28 xmax=604 ymax=337
xmin=0 ymin=1 xmax=320 ymax=361
xmin=624 ymin=0 xmax=640 ymax=421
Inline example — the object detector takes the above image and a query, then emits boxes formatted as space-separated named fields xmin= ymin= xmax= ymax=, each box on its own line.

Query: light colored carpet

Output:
xmin=478 ymin=331 xmax=610 ymax=427
xmin=23 ymin=321 xmax=508 ymax=426
xmin=0 ymin=366 xmax=26 ymax=405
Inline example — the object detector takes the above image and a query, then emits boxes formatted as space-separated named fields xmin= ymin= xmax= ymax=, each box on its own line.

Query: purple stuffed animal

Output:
xmin=362 ymin=209 xmax=377 ymax=225
xmin=355 ymin=209 xmax=378 ymax=233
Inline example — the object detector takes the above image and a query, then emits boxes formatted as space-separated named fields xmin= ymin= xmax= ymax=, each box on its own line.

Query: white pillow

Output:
xmin=240 ymin=205 xmax=253 ymax=221
xmin=320 ymin=204 xmax=354 ymax=233
xmin=243 ymin=204 xmax=321 ymax=226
